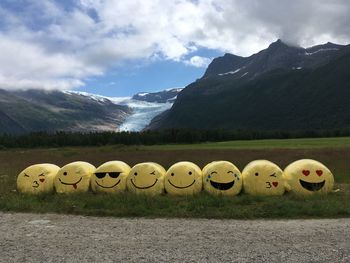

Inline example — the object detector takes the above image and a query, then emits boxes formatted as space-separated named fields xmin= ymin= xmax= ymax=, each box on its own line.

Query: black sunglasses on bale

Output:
xmin=94 ymin=172 xmax=121 ymax=179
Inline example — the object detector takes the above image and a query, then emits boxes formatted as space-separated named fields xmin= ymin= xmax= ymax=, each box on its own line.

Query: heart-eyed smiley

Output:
xmin=17 ymin=164 xmax=60 ymax=194
xmin=91 ymin=161 xmax=131 ymax=194
xmin=242 ymin=160 xmax=285 ymax=196
xmin=283 ymin=159 xmax=334 ymax=195
xmin=126 ymin=162 xmax=166 ymax=196
xmin=54 ymin=161 xmax=96 ymax=193
xmin=165 ymin=162 xmax=203 ymax=195
xmin=202 ymin=161 xmax=242 ymax=196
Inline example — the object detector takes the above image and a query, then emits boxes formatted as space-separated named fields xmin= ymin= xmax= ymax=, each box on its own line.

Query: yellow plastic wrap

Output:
xmin=126 ymin=162 xmax=166 ymax=196
xmin=283 ymin=159 xmax=334 ymax=195
xmin=17 ymin=164 xmax=60 ymax=194
xmin=242 ymin=160 xmax=285 ymax=196
xmin=202 ymin=161 xmax=242 ymax=196
xmin=165 ymin=161 xmax=202 ymax=195
xmin=91 ymin=161 xmax=131 ymax=194
xmin=54 ymin=161 xmax=95 ymax=193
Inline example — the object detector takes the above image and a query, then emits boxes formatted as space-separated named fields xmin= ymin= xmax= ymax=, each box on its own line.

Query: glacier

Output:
xmin=110 ymin=97 xmax=172 ymax=131
xmin=67 ymin=91 xmax=174 ymax=132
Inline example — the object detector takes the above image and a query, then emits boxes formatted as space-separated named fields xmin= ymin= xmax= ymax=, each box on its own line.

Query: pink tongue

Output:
xmin=73 ymin=184 xmax=77 ymax=189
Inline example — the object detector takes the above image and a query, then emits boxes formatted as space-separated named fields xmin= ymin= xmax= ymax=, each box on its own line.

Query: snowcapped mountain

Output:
xmin=67 ymin=88 xmax=183 ymax=132
xmin=0 ymin=87 xmax=182 ymax=134
xmin=0 ymin=89 xmax=131 ymax=134
xmin=203 ymin=40 xmax=344 ymax=80
xmin=148 ymin=40 xmax=350 ymax=131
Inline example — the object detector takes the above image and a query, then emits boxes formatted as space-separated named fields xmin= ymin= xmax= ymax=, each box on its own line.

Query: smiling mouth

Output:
xmin=131 ymin=179 xmax=158 ymax=189
xmin=299 ymin=179 xmax=325 ymax=191
xmin=168 ymin=179 xmax=196 ymax=189
xmin=210 ymin=180 xmax=235 ymax=190
xmin=95 ymin=180 xmax=121 ymax=189
xmin=59 ymin=177 xmax=83 ymax=189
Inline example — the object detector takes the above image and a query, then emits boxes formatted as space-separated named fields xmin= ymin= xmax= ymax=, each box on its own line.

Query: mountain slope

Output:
xmin=0 ymin=89 xmax=131 ymax=133
xmin=148 ymin=41 xmax=350 ymax=131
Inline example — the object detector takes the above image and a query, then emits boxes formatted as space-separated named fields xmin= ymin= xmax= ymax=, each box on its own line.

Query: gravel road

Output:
xmin=0 ymin=212 xmax=349 ymax=262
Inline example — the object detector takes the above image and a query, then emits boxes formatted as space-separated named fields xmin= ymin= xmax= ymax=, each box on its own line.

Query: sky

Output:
xmin=0 ymin=0 xmax=350 ymax=96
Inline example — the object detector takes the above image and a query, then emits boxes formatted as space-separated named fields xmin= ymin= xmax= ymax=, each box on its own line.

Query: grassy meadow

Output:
xmin=0 ymin=137 xmax=349 ymax=218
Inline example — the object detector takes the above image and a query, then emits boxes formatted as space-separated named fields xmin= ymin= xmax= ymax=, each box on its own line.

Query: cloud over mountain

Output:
xmin=0 ymin=0 xmax=349 ymax=90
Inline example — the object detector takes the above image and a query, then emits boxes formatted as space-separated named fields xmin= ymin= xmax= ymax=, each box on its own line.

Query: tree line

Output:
xmin=0 ymin=129 xmax=349 ymax=149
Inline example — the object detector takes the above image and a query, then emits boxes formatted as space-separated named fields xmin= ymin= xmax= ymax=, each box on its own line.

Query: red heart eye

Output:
xmin=302 ymin=170 xmax=310 ymax=176
xmin=316 ymin=170 xmax=323 ymax=176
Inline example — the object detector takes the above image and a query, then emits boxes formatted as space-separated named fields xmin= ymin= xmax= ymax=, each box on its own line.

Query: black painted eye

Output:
xmin=109 ymin=172 xmax=121 ymax=178
xmin=171 ymin=173 xmax=174 ymax=176
xmin=255 ymin=172 xmax=259 ymax=176
xmin=189 ymin=171 xmax=192 ymax=175
xmin=63 ymin=172 xmax=67 ymax=176
xmin=134 ymin=172 xmax=138 ymax=176
xmin=150 ymin=171 xmax=156 ymax=175
xmin=95 ymin=172 xmax=106 ymax=179
xmin=24 ymin=173 xmax=30 ymax=177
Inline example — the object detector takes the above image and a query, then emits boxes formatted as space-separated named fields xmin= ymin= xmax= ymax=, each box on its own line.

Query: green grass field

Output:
xmin=141 ymin=136 xmax=350 ymax=150
xmin=0 ymin=137 xmax=349 ymax=219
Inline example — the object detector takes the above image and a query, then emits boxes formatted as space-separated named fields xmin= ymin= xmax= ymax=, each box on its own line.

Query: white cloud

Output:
xmin=0 ymin=0 xmax=349 ymax=90
xmin=185 ymin=56 xmax=212 ymax=68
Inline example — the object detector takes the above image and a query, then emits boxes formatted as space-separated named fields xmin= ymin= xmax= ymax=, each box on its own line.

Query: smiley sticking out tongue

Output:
xmin=73 ymin=184 xmax=77 ymax=189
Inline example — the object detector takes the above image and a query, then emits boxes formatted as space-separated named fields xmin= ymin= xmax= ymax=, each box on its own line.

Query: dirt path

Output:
xmin=0 ymin=212 xmax=349 ymax=262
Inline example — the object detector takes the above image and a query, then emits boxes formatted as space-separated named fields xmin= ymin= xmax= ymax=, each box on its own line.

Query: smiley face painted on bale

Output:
xmin=17 ymin=164 xmax=60 ymax=194
xmin=242 ymin=160 xmax=285 ymax=196
xmin=54 ymin=161 xmax=95 ymax=193
xmin=165 ymin=162 xmax=203 ymax=195
xmin=91 ymin=161 xmax=131 ymax=194
xmin=202 ymin=161 xmax=242 ymax=196
xmin=126 ymin=162 xmax=166 ymax=195
xmin=283 ymin=159 xmax=334 ymax=195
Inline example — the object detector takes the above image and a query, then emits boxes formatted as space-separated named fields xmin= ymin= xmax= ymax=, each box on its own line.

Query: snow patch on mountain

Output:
xmin=218 ymin=68 xmax=241 ymax=76
xmin=304 ymin=48 xmax=339 ymax=56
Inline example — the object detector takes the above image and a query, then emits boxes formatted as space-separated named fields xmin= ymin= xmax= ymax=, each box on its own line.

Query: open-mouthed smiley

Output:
xmin=202 ymin=161 xmax=242 ymax=196
xmin=284 ymin=159 xmax=334 ymax=195
xmin=54 ymin=161 xmax=95 ymax=193
xmin=17 ymin=164 xmax=60 ymax=194
xmin=165 ymin=161 xmax=203 ymax=195
xmin=91 ymin=161 xmax=131 ymax=193
xmin=126 ymin=162 xmax=166 ymax=195
xmin=242 ymin=160 xmax=285 ymax=196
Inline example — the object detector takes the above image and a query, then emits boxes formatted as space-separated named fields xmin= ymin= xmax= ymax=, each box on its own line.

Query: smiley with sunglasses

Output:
xmin=91 ymin=161 xmax=131 ymax=193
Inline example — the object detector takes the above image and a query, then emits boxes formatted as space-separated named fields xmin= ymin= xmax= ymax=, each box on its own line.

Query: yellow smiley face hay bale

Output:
xmin=126 ymin=162 xmax=166 ymax=196
xmin=91 ymin=161 xmax=131 ymax=194
xmin=17 ymin=164 xmax=60 ymax=194
xmin=283 ymin=159 xmax=334 ymax=196
xmin=165 ymin=161 xmax=203 ymax=195
xmin=203 ymin=161 xmax=242 ymax=196
xmin=242 ymin=160 xmax=285 ymax=196
xmin=54 ymin=161 xmax=95 ymax=193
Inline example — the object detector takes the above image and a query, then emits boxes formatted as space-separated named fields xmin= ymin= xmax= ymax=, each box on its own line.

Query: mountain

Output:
xmin=0 ymin=89 xmax=131 ymax=134
xmin=203 ymin=40 xmax=343 ymax=79
xmin=148 ymin=40 xmax=350 ymax=131
xmin=132 ymin=88 xmax=183 ymax=103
